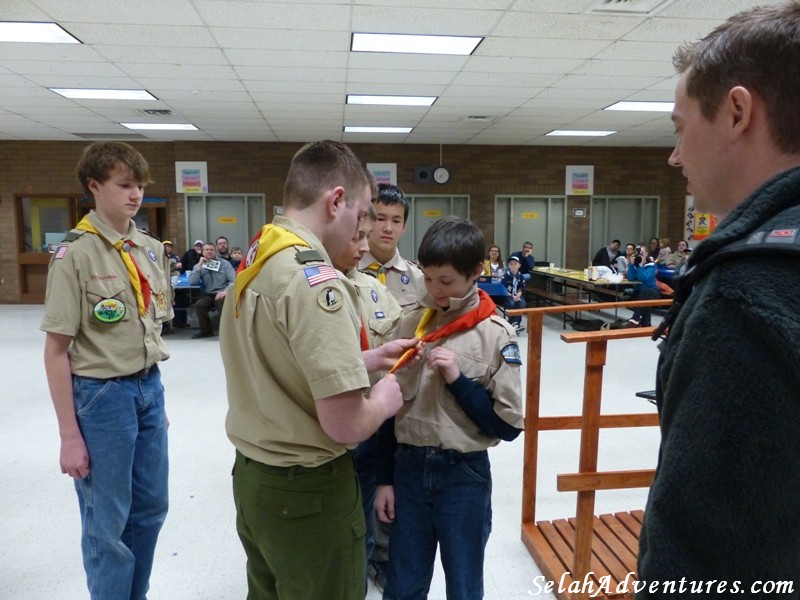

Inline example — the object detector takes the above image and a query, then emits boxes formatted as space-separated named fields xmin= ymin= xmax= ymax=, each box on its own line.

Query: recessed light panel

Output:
xmin=605 ymin=101 xmax=674 ymax=112
xmin=351 ymin=33 xmax=482 ymax=55
xmin=51 ymin=89 xmax=157 ymax=101
xmin=347 ymin=95 xmax=436 ymax=107
xmin=121 ymin=123 xmax=198 ymax=131
xmin=344 ymin=126 xmax=412 ymax=134
xmin=0 ymin=22 xmax=80 ymax=43
xmin=546 ymin=130 xmax=616 ymax=137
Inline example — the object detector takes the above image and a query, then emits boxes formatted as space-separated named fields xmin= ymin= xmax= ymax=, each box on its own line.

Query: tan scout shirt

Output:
xmin=359 ymin=249 xmax=425 ymax=313
xmin=393 ymin=287 xmax=524 ymax=452
xmin=222 ymin=216 xmax=371 ymax=468
xmin=346 ymin=268 xmax=403 ymax=386
xmin=40 ymin=210 xmax=172 ymax=378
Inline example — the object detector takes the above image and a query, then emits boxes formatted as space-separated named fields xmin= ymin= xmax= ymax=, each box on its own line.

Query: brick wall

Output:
xmin=0 ymin=140 xmax=685 ymax=303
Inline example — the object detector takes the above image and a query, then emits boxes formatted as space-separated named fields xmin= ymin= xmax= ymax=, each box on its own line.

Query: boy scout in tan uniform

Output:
xmin=220 ymin=141 xmax=411 ymax=600
xmin=374 ymin=216 xmax=524 ymax=599
xmin=41 ymin=141 xmax=172 ymax=600
xmin=359 ymin=184 xmax=425 ymax=313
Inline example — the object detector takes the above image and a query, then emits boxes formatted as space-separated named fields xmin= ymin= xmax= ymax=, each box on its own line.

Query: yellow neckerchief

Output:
xmin=234 ymin=223 xmax=309 ymax=315
xmin=365 ymin=261 xmax=387 ymax=285
xmin=387 ymin=308 xmax=435 ymax=374
xmin=75 ymin=215 xmax=150 ymax=317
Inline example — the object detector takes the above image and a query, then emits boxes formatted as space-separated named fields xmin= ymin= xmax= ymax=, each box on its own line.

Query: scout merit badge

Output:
xmin=388 ymin=289 xmax=497 ymax=374
xmin=75 ymin=216 xmax=151 ymax=317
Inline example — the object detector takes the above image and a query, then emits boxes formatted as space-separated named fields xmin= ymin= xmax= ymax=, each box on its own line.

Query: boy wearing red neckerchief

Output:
xmin=375 ymin=216 xmax=524 ymax=600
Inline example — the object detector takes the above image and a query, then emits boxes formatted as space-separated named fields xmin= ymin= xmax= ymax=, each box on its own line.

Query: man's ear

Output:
xmin=727 ymin=85 xmax=754 ymax=141
xmin=325 ymin=186 xmax=347 ymax=218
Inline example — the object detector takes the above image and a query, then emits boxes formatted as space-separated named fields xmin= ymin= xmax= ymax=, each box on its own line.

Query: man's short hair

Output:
xmin=523 ymin=241 xmax=533 ymax=248
xmin=216 ymin=236 xmax=229 ymax=244
xmin=375 ymin=183 xmax=410 ymax=223
xmin=77 ymin=141 xmax=153 ymax=199
xmin=674 ymin=2 xmax=800 ymax=154
xmin=611 ymin=239 xmax=621 ymax=246
xmin=417 ymin=216 xmax=485 ymax=279
xmin=284 ymin=140 xmax=375 ymax=209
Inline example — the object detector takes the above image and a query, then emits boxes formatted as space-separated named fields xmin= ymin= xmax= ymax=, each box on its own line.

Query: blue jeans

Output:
xmin=504 ymin=296 xmax=526 ymax=325
xmin=72 ymin=367 xmax=169 ymax=600
xmin=383 ymin=445 xmax=492 ymax=600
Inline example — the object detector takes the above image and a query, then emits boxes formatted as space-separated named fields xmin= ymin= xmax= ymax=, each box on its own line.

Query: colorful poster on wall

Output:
xmin=565 ymin=165 xmax=594 ymax=195
xmin=684 ymin=194 xmax=717 ymax=241
xmin=367 ymin=163 xmax=397 ymax=186
xmin=175 ymin=161 xmax=208 ymax=193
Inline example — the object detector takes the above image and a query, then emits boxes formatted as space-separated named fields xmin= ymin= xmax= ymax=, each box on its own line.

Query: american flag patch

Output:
xmin=304 ymin=264 xmax=339 ymax=287
xmin=55 ymin=244 xmax=68 ymax=260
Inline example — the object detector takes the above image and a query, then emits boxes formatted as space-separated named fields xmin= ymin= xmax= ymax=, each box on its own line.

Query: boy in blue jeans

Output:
xmin=374 ymin=216 xmax=524 ymax=600
xmin=502 ymin=254 xmax=527 ymax=333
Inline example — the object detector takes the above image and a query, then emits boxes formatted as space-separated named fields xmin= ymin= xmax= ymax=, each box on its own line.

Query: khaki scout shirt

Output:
xmin=359 ymin=249 xmax=426 ymax=313
xmin=393 ymin=286 xmax=524 ymax=452
xmin=221 ymin=216 xmax=370 ymax=468
xmin=40 ymin=210 xmax=172 ymax=378
xmin=346 ymin=268 xmax=403 ymax=386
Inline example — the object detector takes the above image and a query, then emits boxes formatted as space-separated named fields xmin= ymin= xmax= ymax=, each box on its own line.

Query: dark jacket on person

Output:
xmin=592 ymin=245 xmax=622 ymax=267
xmin=181 ymin=249 xmax=201 ymax=274
xmin=637 ymin=166 xmax=800 ymax=598
xmin=517 ymin=252 xmax=535 ymax=276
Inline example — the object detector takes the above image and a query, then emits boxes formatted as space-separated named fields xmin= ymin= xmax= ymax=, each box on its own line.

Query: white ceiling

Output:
xmin=0 ymin=0 xmax=772 ymax=147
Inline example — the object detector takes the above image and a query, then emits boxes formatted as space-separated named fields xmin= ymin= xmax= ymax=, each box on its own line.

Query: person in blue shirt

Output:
xmin=502 ymin=255 xmax=527 ymax=332
xmin=623 ymin=250 xmax=660 ymax=327
xmin=515 ymin=241 xmax=535 ymax=281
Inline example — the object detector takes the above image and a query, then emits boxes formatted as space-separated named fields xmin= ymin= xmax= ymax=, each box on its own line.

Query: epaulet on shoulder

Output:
xmin=61 ymin=230 xmax=86 ymax=243
xmin=138 ymin=228 xmax=160 ymax=242
xmin=295 ymin=249 xmax=324 ymax=264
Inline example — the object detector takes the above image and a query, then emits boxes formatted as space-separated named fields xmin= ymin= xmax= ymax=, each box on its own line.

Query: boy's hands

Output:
xmin=375 ymin=485 xmax=396 ymax=523
xmin=426 ymin=346 xmax=460 ymax=384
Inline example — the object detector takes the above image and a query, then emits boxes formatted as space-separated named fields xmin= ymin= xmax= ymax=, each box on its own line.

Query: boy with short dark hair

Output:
xmin=503 ymin=254 xmax=527 ymax=333
xmin=359 ymin=183 xmax=425 ymax=313
xmin=41 ymin=141 xmax=173 ymax=600
xmin=375 ymin=215 xmax=524 ymax=600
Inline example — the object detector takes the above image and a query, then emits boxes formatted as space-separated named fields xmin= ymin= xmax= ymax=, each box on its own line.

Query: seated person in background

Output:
xmin=181 ymin=239 xmax=203 ymax=274
xmin=592 ymin=239 xmax=623 ymax=268
xmin=215 ymin=235 xmax=235 ymax=265
xmin=665 ymin=239 xmax=691 ymax=273
xmin=656 ymin=237 xmax=673 ymax=264
xmin=516 ymin=241 xmax=535 ymax=281
xmin=163 ymin=240 xmax=182 ymax=275
xmin=484 ymin=244 xmax=505 ymax=281
xmin=620 ymin=250 xmax=661 ymax=328
xmin=614 ymin=243 xmax=637 ymax=273
xmin=188 ymin=242 xmax=235 ymax=339
xmin=646 ymin=237 xmax=661 ymax=263
xmin=502 ymin=255 xmax=527 ymax=333
xmin=229 ymin=246 xmax=243 ymax=270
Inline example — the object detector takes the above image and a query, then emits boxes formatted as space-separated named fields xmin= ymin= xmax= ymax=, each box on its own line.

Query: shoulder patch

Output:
xmin=61 ymin=230 xmax=85 ymax=243
xmin=304 ymin=264 xmax=339 ymax=287
xmin=296 ymin=249 xmax=324 ymax=264
xmin=501 ymin=343 xmax=522 ymax=365
xmin=54 ymin=244 xmax=69 ymax=260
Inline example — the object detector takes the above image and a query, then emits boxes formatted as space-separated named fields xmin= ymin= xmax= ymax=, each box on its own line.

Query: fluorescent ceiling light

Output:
xmin=347 ymin=94 xmax=436 ymax=107
xmin=344 ymin=126 xmax=413 ymax=134
xmin=351 ymin=32 xmax=482 ymax=55
xmin=121 ymin=123 xmax=198 ymax=131
xmin=0 ymin=22 xmax=80 ymax=44
xmin=605 ymin=101 xmax=674 ymax=112
xmin=546 ymin=130 xmax=616 ymax=137
xmin=51 ymin=88 xmax=157 ymax=101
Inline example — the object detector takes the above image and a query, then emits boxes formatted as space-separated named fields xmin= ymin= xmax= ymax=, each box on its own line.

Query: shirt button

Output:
xmin=282 ymin=506 xmax=290 ymax=517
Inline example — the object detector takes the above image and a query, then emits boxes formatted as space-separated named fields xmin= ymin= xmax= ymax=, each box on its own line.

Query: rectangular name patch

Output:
xmin=304 ymin=264 xmax=339 ymax=287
